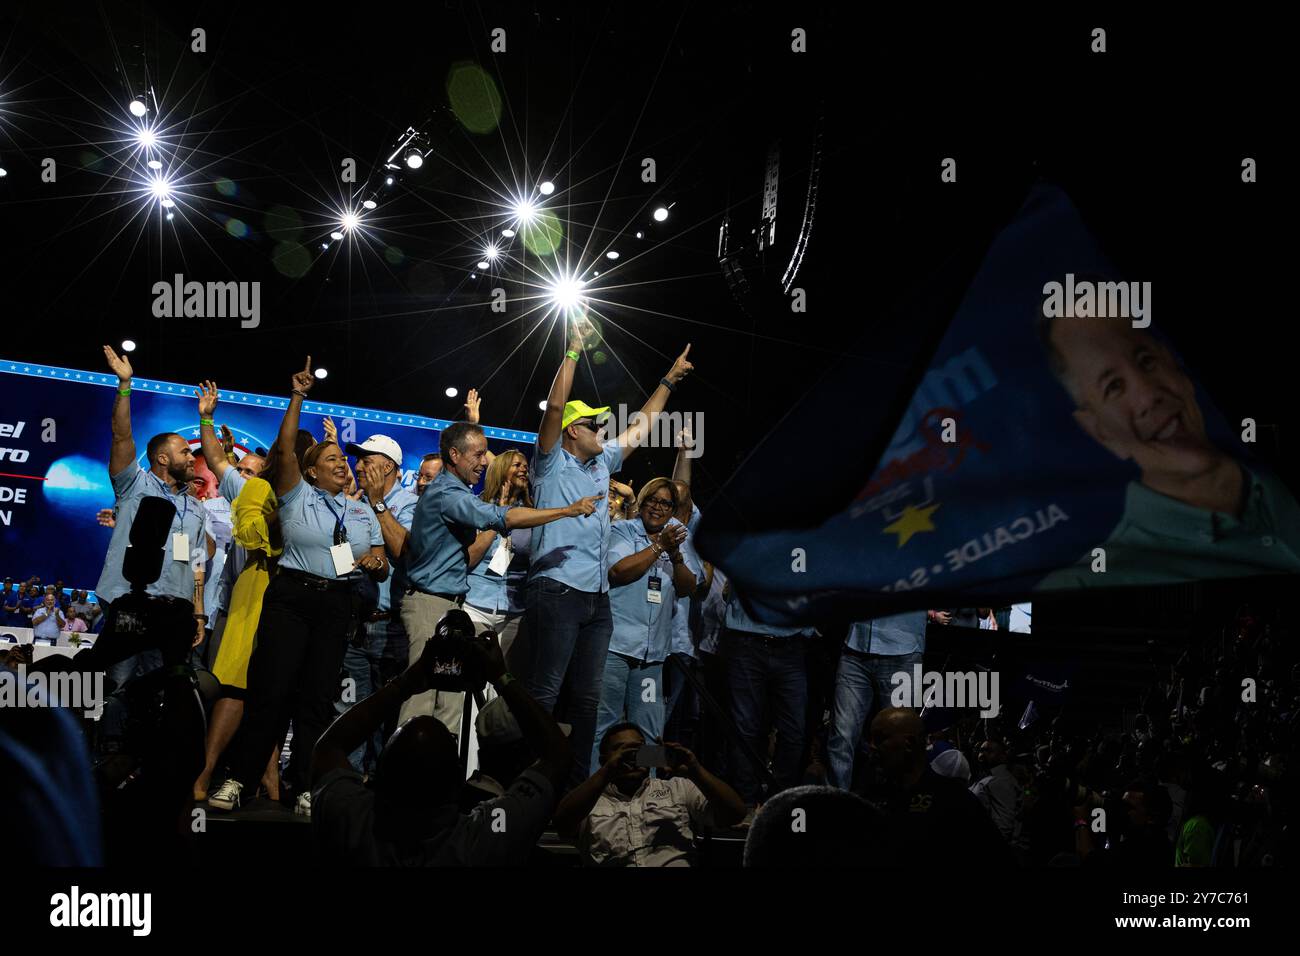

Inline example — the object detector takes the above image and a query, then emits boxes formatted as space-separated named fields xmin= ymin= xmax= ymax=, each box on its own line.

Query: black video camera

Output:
xmin=422 ymin=608 xmax=497 ymax=693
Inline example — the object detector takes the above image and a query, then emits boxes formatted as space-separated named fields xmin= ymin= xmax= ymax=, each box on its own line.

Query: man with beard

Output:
xmin=1035 ymin=300 xmax=1300 ymax=587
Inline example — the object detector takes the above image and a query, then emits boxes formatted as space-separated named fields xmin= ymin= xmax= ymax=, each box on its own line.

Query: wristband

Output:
xmin=199 ymin=417 xmax=215 ymax=427
xmin=565 ymin=349 xmax=581 ymax=362
xmin=660 ymin=377 xmax=676 ymax=392
xmin=118 ymin=387 xmax=132 ymax=396
xmin=292 ymin=389 xmax=309 ymax=398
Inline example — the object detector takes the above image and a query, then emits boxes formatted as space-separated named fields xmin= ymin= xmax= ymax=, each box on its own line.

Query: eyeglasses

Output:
xmin=642 ymin=498 xmax=675 ymax=512
xmin=572 ymin=420 xmax=603 ymax=433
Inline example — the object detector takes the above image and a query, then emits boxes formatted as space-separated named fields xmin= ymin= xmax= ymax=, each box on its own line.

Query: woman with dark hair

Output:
xmin=209 ymin=358 xmax=389 ymax=814
xmin=463 ymin=450 xmax=533 ymax=664
xmin=589 ymin=477 xmax=702 ymax=774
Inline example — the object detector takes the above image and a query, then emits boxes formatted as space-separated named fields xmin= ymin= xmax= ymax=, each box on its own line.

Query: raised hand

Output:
xmin=219 ymin=424 xmax=235 ymax=457
xmin=464 ymin=388 xmax=481 ymax=423
xmin=666 ymin=344 xmax=693 ymax=385
xmin=568 ymin=316 xmax=593 ymax=351
xmin=657 ymin=523 xmax=688 ymax=553
xmin=196 ymin=380 xmax=219 ymax=417
xmin=291 ymin=356 xmax=315 ymax=396
xmin=103 ymin=345 xmax=133 ymax=382
xmin=322 ymin=416 xmax=338 ymax=446
xmin=96 ymin=508 xmax=116 ymax=529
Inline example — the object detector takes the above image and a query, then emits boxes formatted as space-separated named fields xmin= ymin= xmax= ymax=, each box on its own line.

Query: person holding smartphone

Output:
xmin=553 ymin=722 xmax=746 ymax=866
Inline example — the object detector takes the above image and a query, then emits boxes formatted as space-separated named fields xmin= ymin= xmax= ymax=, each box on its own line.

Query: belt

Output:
xmin=406 ymin=586 xmax=464 ymax=604
xmin=279 ymin=567 xmax=354 ymax=592
xmin=367 ymin=610 xmax=391 ymax=622
xmin=729 ymin=628 xmax=806 ymax=645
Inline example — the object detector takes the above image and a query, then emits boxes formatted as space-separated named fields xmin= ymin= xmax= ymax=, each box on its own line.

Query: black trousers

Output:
xmin=224 ymin=574 xmax=352 ymax=794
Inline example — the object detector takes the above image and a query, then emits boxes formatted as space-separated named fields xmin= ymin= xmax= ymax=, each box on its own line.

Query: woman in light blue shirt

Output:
xmin=591 ymin=478 xmax=701 ymax=773
xmin=464 ymin=450 xmax=534 ymax=664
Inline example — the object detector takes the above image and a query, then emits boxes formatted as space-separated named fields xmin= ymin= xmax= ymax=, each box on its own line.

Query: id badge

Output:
xmin=646 ymin=575 xmax=663 ymax=604
xmin=330 ymin=543 xmax=356 ymax=576
xmin=488 ymin=538 xmax=512 ymax=576
xmin=172 ymin=532 xmax=190 ymax=562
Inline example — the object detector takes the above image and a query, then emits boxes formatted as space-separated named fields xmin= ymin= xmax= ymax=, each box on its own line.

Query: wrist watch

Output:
xmin=372 ymin=500 xmax=388 ymax=514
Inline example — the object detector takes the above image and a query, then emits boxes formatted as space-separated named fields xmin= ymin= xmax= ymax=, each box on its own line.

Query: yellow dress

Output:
xmin=212 ymin=477 xmax=281 ymax=690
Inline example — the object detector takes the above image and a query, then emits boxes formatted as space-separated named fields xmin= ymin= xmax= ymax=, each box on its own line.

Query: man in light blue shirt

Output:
xmin=523 ymin=319 xmax=696 ymax=789
xmin=722 ymin=588 xmax=817 ymax=806
xmin=342 ymin=435 xmax=420 ymax=774
xmin=399 ymin=420 xmax=602 ymax=738
xmin=827 ymin=611 xmax=931 ymax=791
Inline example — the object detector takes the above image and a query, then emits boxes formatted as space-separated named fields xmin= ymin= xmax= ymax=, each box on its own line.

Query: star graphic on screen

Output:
xmin=883 ymin=503 xmax=941 ymax=548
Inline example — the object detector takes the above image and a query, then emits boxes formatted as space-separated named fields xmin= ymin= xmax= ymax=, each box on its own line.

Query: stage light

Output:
xmin=121 ymin=340 xmax=137 ymax=352
xmin=477 ymin=261 xmax=489 ymax=270
xmin=606 ymin=250 xmax=619 ymax=260
xmin=385 ymin=176 xmax=394 ymax=185
xmin=0 ymin=167 xmax=7 ymax=178
xmin=128 ymin=99 xmax=148 ymax=117
xmin=548 ymin=275 xmax=586 ymax=311
xmin=362 ymin=199 xmax=377 ymax=210
xmin=512 ymin=199 xmax=537 ymax=223
xmin=501 ymin=228 xmax=515 ymax=237
xmin=166 ymin=212 xmax=174 ymax=220
xmin=445 ymin=387 xmax=458 ymax=398
xmin=340 ymin=211 xmax=360 ymax=231
xmin=149 ymin=176 xmax=172 ymax=201
xmin=314 ymin=367 xmax=328 ymax=379
xmin=485 ymin=243 xmax=500 ymax=261
xmin=147 ymin=159 xmax=162 ymax=170
xmin=321 ymin=242 xmax=329 ymax=249
xmin=161 ymin=199 xmax=175 ymax=208
xmin=538 ymin=400 xmax=547 ymax=410
xmin=539 ymin=181 xmax=555 ymax=195
xmin=136 ymin=127 xmax=158 ymax=149
xmin=653 ymin=206 xmax=668 ymax=222
xmin=405 ymin=148 xmax=424 ymax=169
xmin=636 ymin=231 xmax=643 ymax=239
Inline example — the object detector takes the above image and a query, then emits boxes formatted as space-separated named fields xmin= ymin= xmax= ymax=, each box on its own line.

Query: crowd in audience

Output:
xmin=3 ymin=334 xmax=1295 ymax=868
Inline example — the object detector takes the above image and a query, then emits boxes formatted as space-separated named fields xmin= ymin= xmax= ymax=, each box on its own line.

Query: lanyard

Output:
xmin=317 ymin=492 xmax=349 ymax=544
xmin=150 ymin=472 xmax=189 ymax=531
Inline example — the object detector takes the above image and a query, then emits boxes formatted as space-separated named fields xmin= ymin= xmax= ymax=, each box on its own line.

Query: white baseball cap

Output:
xmin=345 ymin=435 xmax=403 ymax=467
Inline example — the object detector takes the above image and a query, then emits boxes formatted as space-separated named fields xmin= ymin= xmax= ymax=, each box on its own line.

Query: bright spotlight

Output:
xmin=477 ymin=261 xmax=489 ymax=270
xmin=149 ymin=176 xmax=172 ymax=200
xmin=548 ymin=276 xmax=586 ymax=311
xmin=385 ymin=176 xmax=394 ymax=185
xmin=606 ymin=250 xmax=619 ymax=260
xmin=484 ymin=244 xmax=500 ymax=261
xmin=136 ymin=127 xmax=158 ymax=149
xmin=147 ymin=159 xmax=162 ymax=170
xmin=539 ymin=181 xmax=555 ymax=195
xmin=340 ymin=211 xmax=360 ymax=231
xmin=512 ymin=199 xmax=537 ymax=223
xmin=314 ymin=368 xmax=329 ymax=380
xmin=538 ymin=400 xmax=547 ymax=410
xmin=330 ymin=231 xmax=344 ymax=241
xmin=0 ymin=168 xmax=7 ymax=178
xmin=121 ymin=339 xmax=137 ymax=353
xmin=501 ymin=228 xmax=515 ymax=237
xmin=636 ymin=231 xmax=644 ymax=239
xmin=653 ymin=206 xmax=669 ymax=222
xmin=321 ymin=242 xmax=329 ymax=249
xmin=166 ymin=212 xmax=174 ymax=220
xmin=362 ymin=199 xmax=377 ymax=210
xmin=445 ymin=387 xmax=458 ymax=398
xmin=161 ymin=199 xmax=175 ymax=208
xmin=405 ymin=149 xmax=424 ymax=169
xmin=128 ymin=99 xmax=148 ymax=118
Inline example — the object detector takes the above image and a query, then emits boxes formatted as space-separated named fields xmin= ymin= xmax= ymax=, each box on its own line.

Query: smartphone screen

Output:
xmin=635 ymin=745 xmax=667 ymax=768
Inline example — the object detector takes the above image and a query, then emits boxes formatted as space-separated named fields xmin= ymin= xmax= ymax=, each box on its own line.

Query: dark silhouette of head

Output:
xmin=743 ymin=785 xmax=892 ymax=867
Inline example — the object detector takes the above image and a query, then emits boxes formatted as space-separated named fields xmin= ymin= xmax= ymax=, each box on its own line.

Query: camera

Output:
xmin=422 ymin=608 xmax=495 ymax=693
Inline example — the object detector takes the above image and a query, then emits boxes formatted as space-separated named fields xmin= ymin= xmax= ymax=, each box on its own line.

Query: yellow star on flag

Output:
xmin=882 ymin=503 xmax=941 ymax=548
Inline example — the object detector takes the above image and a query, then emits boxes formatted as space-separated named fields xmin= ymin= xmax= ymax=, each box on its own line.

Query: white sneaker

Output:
xmin=208 ymin=779 xmax=242 ymax=811
xmin=295 ymin=790 xmax=312 ymax=817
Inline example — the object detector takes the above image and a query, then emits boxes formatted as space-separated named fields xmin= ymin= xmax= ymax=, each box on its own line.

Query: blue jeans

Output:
xmin=591 ymin=652 xmax=665 ymax=773
xmin=827 ymin=649 xmax=923 ymax=791
xmin=101 ymin=649 xmax=164 ymax=743
xmin=522 ymin=577 xmax=613 ymax=789
xmin=723 ymin=629 xmax=809 ymax=805
xmin=336 ymin=617 xmax=409 ymax=774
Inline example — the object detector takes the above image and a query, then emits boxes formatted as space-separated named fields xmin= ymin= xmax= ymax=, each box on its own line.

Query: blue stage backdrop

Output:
xmin=695 ymin=184 xmax=1300 ymax=626
xmin=0 ymin=360 xmax=537 ymax=590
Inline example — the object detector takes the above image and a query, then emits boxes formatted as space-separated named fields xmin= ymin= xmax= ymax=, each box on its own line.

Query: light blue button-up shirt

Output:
xmin=95 ymin=462 xmax=210 ymax=605
xmin=723 ymin=590 xmax=815 ymax=638
xmin=530 ymin=437 xmax=623 ymax=593
xmin=365 ymin=482 xmax=419 ymax=612
xmin=277 ymin=479 xmax=383 ymax=578
xmin=606 ymin=517 xmax=701 ymax=664
xmin=405 ymin=469 xmax=511 ymax=596
xmin=465 ymin=527 xmax=534 ymax=615
xmin=669 ymin=505 xmax=707 ymax=658
xmin=845 ymin=611 xmax=927 ymax=656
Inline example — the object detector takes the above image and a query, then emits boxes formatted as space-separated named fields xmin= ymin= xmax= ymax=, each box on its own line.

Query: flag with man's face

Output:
xmin=695 ymin=183 xmax=1300 ymax=626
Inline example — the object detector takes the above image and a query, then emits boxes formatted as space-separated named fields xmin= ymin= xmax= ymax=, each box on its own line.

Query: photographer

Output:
xmin=209 ymin=358 xmax=389 ymax=814
xmin=310 ymin=623 xmax=570 ymax=866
